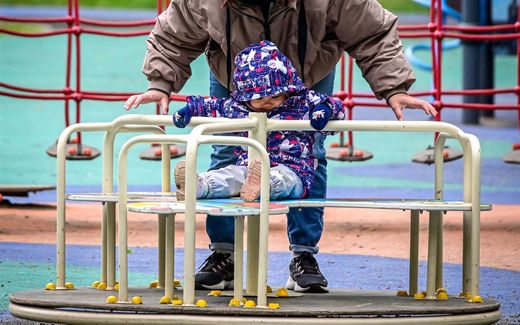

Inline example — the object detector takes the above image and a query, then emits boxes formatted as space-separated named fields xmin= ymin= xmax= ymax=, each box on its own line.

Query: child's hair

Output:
xmin=231 ymin=40 xmax=304 ymax=102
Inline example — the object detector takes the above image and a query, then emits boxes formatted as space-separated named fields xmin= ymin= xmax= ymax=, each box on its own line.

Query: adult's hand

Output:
xmin=388 ymin=93 xmax=437 ymax=121
xmin=124 ymin=89 xmax=170 ymax=114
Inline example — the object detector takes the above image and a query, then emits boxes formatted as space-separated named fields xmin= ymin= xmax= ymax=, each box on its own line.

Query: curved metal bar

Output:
xmin=56 ymin=116 xmax=173 ymax=288
xmin=102 ymin=125 xmax=165 ymax=289
xmin=266 ymin=120 xmax=468 ymax=137
xmin=433 ymin=133 xmax=450 ymax=291
xmin=465 ymin=133 xmax=483 ymax=298
xmin=116 ymin=133 xmax=269 ymax=306
xmin=117 ymin=134 xmax=188 ymax=302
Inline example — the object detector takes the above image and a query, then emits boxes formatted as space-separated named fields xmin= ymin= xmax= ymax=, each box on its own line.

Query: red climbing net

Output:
xmin=0 ymin=0 xmax=519 ymax=151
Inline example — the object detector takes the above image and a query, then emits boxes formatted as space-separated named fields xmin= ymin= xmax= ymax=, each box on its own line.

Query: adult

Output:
xmin=125 ymin=0 xmax=436 ymax=293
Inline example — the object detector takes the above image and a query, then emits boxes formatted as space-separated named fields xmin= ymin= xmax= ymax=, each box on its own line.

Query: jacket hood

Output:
xmin=231 ymin=40 xmax=305 ymax=102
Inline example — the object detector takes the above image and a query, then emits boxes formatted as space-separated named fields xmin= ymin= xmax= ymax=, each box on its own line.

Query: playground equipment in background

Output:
xmin=405 ymin=0 xmax=462 ymax=73
xmin=0 ymin=0 xmax=185 ymax=161
xmin=1 ymin=0 xmax=519 ymax=165
xmin=504 ymin=141 xmax=520 ymax=163
xmin=9 ymin=113 xmax=499 ymax=324
xmin=327 ymin=0 xmax=520 ymax=164
xmin=326 ymin=55 xmax=373 ymax=163
xmin=404 ymin=0 xmax=464 ymax=164
xmin=0 ymin=184 xmax=56 ymax=204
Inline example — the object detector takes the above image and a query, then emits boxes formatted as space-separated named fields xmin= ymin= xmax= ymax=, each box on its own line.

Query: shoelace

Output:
xmin=294 ymin=253 xmax=321 ymax=275
xmin=199 ymin=252 xmax=231 ymax=272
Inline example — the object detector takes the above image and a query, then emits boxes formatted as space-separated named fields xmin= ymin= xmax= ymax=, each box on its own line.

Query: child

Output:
xmin=173 ymin=41 xmax=344 ymax=202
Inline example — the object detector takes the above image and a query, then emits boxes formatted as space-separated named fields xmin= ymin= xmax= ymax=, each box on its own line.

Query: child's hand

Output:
xmin=172 ymin=106 xmax=192 ymax=128
xmin=310 ymin=103 xmax=333 ymax=130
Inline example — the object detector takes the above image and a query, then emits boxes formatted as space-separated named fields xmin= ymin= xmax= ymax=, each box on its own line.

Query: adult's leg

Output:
xmin=287 ymin=69 xmax=335 ymax=254
xmin=205 ymin=72 xmax=236 ymax=252
xmin=285 ymin=69 xmax=335 ymax=293
xmin=194 ymin=73 xmax=238 ymax=290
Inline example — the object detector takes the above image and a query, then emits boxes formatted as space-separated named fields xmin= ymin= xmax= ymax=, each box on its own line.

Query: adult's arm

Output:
xmin=331 ymin=0 xmax=415 ymax=101
xmin=143 ymin=0 xmax=209 ymax=95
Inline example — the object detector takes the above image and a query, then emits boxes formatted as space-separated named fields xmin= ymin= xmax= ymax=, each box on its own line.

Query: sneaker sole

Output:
xmin=195 ymin=280 xmax=234 ymax=290
xmin=240 ymin=157 xmax=262 ymax=202
xmin=174 ymin=160 xmax=186 ymax=201
xmin=286 ymin=276 xmax=329 ymax=293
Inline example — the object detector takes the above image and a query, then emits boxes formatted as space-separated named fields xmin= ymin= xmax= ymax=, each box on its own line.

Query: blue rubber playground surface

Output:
xmin=1 ymin=6 xmax=520 ymax=324
xmin=1 ymin=242 xmax=519 ymax=324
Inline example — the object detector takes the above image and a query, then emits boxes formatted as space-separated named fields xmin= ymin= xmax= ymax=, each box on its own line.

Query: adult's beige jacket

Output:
xmin=143 ymin=0 xmax=415 ymax=100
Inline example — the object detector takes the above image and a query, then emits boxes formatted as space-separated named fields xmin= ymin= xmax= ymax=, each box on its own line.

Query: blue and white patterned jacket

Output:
xmin=183 ymin=41 xmax=345 ymax=197
xmin=185 ymin=90 xmax=344 ymax=197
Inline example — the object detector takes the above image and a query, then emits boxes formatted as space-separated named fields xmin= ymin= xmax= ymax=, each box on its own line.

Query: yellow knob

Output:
xmin=470 ymin=295 xmax=484 ymax=303
xmin=244 ymin=300 xmax=256 ymax=308
xmin=131 ymin=296 xmax=142 ymax=304
xmin=229 ymin=298 xmax=242 ymax=307
xmin=436 ymin=287 xmax=447 ymax=295
xmin=159 ymin=296 xmax=171 ymax=304
xmin=97 ymin=282 xmax=107 ymax=291
xmin=106 ymin=295 xmax=117 ymax=304
xmin=45 ymin=283 xmax=56 ymax=290
xmin=276 ymin=288 xmax=289 ymax=297
xmin=196 ymin=299 xmax=208 ymax=307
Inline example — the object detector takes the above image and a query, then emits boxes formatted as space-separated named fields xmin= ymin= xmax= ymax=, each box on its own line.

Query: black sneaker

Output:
xmin=286 ymin=252 xmax=329 ymax=293
xmin=195 ymin=252 xmax=234 ymax=290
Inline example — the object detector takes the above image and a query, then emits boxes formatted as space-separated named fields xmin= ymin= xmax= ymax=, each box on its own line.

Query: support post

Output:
xmin=409 ymin=210 xmax=420 ymax=296
xmin=246 ymin=113 xmax=267 ymax=296
xmin=426 ymin=211 xmax=440 ymax=299
xmin=106 ymin=202 xmax=116 ymax=289
xmin=165 ymin=213 xmax=175 ymax=300
xmin=234 ymin=216 xmax=244 ymax=302
xmin=159 ymin=143 xmax=171 ymax=288
xmin=158 ymin=216 xmax=166 ymax=288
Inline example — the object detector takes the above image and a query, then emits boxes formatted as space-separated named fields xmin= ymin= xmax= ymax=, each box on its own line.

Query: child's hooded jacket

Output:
xmin=184 ymin=41 xmax=344 ymax=197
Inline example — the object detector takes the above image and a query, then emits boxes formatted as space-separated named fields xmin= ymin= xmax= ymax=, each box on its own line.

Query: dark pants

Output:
xmin=206 ymin=70 xmax=335 ymax=254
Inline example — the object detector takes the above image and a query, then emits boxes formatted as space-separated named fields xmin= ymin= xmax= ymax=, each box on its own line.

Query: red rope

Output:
xmin=79 ymin=18 xmax=155 ymax=27
xmin=0 ymin=2 xmax=519 ymax=140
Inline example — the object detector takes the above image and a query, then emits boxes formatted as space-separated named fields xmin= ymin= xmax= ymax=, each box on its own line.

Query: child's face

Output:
xmin=248 ymin=93 xmax=287 ymax=113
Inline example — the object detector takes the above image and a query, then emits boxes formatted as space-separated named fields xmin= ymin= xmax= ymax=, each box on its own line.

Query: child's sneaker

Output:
xmin=174 ymin=160 xmax=186 ymax=201
xmin=240 ymin=157 xmax=263 ymax=202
